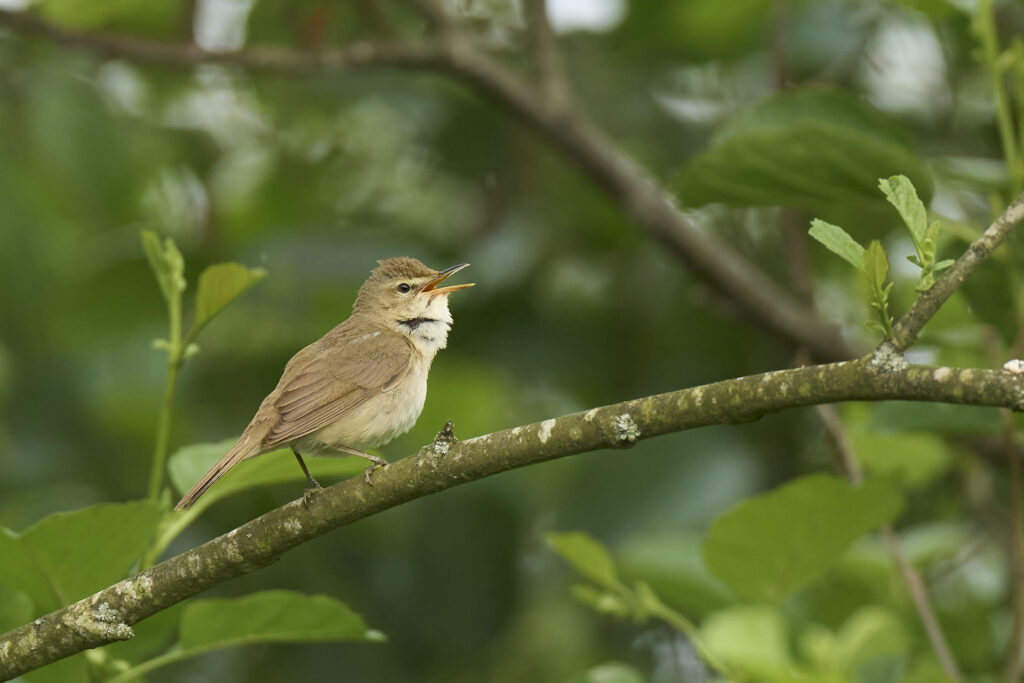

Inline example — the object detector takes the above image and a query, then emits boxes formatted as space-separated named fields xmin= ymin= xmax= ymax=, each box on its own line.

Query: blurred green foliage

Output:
xmin=2 ymin=0 xmax=1024 ymax=681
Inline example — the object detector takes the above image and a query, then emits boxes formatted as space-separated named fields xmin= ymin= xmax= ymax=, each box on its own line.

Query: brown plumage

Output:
xmin=175 ymin=257 xmax=473 ymax=510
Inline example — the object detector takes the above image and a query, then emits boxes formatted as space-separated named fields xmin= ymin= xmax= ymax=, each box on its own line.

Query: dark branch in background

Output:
xmin=894 ymin=192 xmax=1024 ymax=348
xmin=817 ymin=403 xmax=963 ymax=681
xmin=2 ymin=357 xmax=1024 ymax=679
xmin=522 ymin=0 xmax=570 ymax=111
xmin=0 ymin=7 xmax=854 ymax=362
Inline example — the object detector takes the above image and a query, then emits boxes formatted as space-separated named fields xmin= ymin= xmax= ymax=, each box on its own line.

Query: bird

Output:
xmin=174 ymin=257 xmax=474 ymax=510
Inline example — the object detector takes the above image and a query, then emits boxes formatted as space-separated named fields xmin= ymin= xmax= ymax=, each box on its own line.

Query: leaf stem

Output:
xmin=147 ymin=289 xmax=183 ymax=501
xmin=976 ymin=0 xmax=1024 ymax=191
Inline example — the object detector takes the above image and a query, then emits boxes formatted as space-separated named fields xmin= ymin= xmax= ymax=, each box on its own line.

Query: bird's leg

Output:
xmin=292 ymin=447 xmax=322 ymax=506
xmin=327 ymin=444 xmax=389 ymax=484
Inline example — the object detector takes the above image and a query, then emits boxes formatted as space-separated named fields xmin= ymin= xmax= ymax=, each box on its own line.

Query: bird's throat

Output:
xmin=399 ymin=317 xmax=439 ymax=331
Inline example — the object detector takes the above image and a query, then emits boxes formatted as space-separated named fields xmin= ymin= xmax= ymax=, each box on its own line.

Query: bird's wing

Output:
xmin=262 ymin=330 xmax=413 ymax=448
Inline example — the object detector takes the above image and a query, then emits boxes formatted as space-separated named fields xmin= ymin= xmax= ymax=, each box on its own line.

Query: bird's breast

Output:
xmin=295 ymin=357 xmax=430 ymax=455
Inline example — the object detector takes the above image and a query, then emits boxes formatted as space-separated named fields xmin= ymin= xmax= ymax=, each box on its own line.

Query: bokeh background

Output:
xmin=1 ymin=0 xmax=1022 ymax=681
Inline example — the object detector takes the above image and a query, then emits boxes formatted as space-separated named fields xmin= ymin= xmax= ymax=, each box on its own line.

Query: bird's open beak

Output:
xmin=421 ymin=263 xmax=475 ymax=295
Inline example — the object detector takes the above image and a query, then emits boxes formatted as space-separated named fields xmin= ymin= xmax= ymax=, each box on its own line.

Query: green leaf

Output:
xmin=180 ymin=590 xmax=382 ymax=650
xmin=878 ymin=175 xmax=928 ymax=246
xmin=959 ymin=252 xmax=1017 ymax=343
xmin=0 ymin=528 xmax=54 ymax=612
xmin=864 ymin=241 xmax=889 ymax=292
xmin=167 ymin=440 xmax=367 ymax=510
xmin=546 ymin=531 xmax=623 ymax=590
xmin=109 ymin=591 xmax=383 ymax=683
xmin=700 ymin=605 xmax=797 ymax=682
xmin=0 ymin=581 xmax=33 ymax=632
xmin=190 ymin=262 xmax=267 ymax=340
xmin=617 ymin=529 xmax=733 ymax=618
xmin=140 ymin=230 xmax=186 ymax=305
xmin=569 ymin=584 xmax=632 ymax=619
xmin=864 ymin=240 xmax=894 ymax=338
xmin=19 ymin=501 xmax=164 ymax=605
xmin=38 ymin=0 xmax=184 ymax=36
xmin=676 ymin=89 xmax=931 ymax=219
xmin=851 ymin=431 xmax=952 ymax=490
xmin=808 ymin=219 xmax=866 ymax=272
xmin=563 ymin=662 xmax=646 ymax=683
xmin=23 ymin=655 xmax=88 ymax=683
xmin=702 ymin=475 xmax=903 ymax=603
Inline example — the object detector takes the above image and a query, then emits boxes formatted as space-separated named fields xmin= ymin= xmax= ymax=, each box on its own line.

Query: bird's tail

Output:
xmin=174 ymin=436 xmax=260 ymax=510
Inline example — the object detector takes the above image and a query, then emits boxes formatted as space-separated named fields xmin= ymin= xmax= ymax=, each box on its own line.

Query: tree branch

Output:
xmin=893 ymin=191 xmax=1024 ymax=349
xmin=0 ymin=7 xmax=854 ymax=362
xmin=3 ymin=353 xmax=1024 ymax=679
xmin=0 ymin=9 xmax=447 ymax=71
xmin=522 ymin=0 xmax=570 ymax=111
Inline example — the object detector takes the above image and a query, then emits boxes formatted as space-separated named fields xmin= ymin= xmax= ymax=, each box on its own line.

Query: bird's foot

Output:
xmin=363 ymin=456 xmax=389 ymax=485
xmin=302 ymin=479 xmax=323 ymax=508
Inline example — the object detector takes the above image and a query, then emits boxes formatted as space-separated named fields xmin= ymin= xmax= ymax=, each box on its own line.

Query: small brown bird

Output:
xmin=175 ymin=257 xmax=473 ymax=510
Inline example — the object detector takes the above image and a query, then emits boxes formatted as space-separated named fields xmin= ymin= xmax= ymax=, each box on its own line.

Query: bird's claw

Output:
xmin=302 ymin=480 xmax=323 ymax=508
xmin=363 ymin=457 xmax=389 ymax=485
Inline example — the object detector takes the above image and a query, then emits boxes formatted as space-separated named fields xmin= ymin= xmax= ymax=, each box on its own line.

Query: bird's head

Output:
xmin=354 ymin=258 xmax=474 ymax=338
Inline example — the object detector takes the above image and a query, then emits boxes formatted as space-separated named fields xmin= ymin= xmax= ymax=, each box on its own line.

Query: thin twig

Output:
xmin=878 ymin=528 xmax=962 ymax=681
xmin=0 ymin=7 xmax=855 ymax=362
xmin=815 ymin=404 xmax=962 ymax=681
xmin=983 ymin=327 xmax=1024 ymax=681
xmin=1000 ymin=405 xmax=1024 ymax=682
xmin=522 ymin=0 xmax=570 ymax=111
xmin=893 ymin=190 xmax=1024 ymax=349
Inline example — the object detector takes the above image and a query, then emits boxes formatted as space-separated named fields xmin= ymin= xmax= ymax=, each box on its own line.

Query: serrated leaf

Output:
xmin=181 ymin=590 xmax=382 ymax=650
xmin=809 ymin=219 xmax=865 ymax=272
xmin=547 ymin=531 xmax=623 ymax=590
xmin=190 ymin=262 xmax=267 ymax=339
xmin=702 ymin=475 xmax=903 ymax=603
xmin=140 ymin=230 xmax=186 ymax=305
xmin=168 ymin=440 xmax=367 ymax=510
xmin=878 ymin=175 xmax=928 ymax=245
xmin=864 ymin=241 xmax=889 ymax=291
xmin=19 ymin=501 xmax=164 ymax=606
xmin=676 ymin=90 xmax=930 ymax=219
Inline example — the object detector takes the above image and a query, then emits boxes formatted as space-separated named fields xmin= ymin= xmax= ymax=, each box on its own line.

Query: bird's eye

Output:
xmin=397 ymin=283 xmax=412 ymax=294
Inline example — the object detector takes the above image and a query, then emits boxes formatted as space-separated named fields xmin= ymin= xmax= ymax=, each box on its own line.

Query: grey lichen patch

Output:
xmin=538 ymin=419 xmax=556 ymax=444
xmin=115 ymin=574 xmax=155 ymax=604
xmin=283 ymin=519 xmax=302 ymax=533
xmin=932 ymin=367 xmax=953 ymax=382
xmin=63 ymin=602 xmax=133 ymax=642
xmin=430 ymin=420 xmax=457 ymax=458
xmin=224 ymin=538 xmax=244 ymax=563
xmin=869 ymin=343 xmax=908 ymax=374
xmin=614 ymin=414 xmax=640 ymax=445
xmin=584 ymin=408 xmax=600 ymax=422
